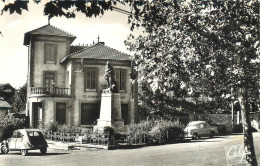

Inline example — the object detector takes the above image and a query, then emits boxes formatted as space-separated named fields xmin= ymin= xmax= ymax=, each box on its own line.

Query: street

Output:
xmin=1 ymin=133 xmax=260 ymax=166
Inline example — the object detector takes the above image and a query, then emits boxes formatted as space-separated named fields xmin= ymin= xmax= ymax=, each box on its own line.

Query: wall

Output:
xmin=32 ymin=36 xmax=70 ymax=87
xmin=28 ymin=97 xmax=74 ymax=128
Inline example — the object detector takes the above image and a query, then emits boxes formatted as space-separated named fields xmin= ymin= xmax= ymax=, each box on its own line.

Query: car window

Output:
xmin=17 ymin=132 xmax=22 ymax=138
xmin=27 ymin=131 xmax=42 ymax=137
xmin=200 ymin=123 xmax=208 ymax=128
xmin=12 ymin=131 xmax=17 ymax=138
xmin=187 ymin=123 xmax=199 ymax=128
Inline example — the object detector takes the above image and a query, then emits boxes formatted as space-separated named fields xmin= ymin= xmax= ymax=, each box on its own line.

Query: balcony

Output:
xmin=30 ymin=87 xmax=71 ymax=97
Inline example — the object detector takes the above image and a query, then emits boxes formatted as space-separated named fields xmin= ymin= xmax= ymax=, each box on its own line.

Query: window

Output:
xmin=17 ymin=132 xmax=22 ymax=138
xmin=28 ymin=131 xmax=40 ymax=137
xmin=81 ymin=103 xmax=100 ymax=125
xmin=44 ymin=72 xmax=55 ymax=87
xmin=85 ymin=69 xmax=97 ymax=90
xmin=115 ymin=70 xmax=126 ymax=90
xmin=12 ymin=131 xmax=17 ymax=138
xmin=56 ymin=103 xmax=66 ymax=125
xmin=44 ymin=44 xmax=57 ymax=64
xmin=200 ymin=123 xmax=207 ymax=128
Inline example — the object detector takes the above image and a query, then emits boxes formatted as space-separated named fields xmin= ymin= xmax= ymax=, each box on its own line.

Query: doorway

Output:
xmin=32 ymin=102 xmax=42 ymax=128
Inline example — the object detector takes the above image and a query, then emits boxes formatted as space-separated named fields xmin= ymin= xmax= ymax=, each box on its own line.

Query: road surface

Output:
xmin=1 ymin=133 xmax=260 ymax=166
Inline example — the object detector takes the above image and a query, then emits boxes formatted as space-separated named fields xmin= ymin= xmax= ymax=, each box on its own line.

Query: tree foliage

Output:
xmin=9 ymin=83 xmax=27 ymax=113
xmin=1 ymin=0 xmax=117 ymax=18
xmin=126 ymin=1 xmax=260 ymax=165
xmin=0 ymin=83 xmax=15 ymax=102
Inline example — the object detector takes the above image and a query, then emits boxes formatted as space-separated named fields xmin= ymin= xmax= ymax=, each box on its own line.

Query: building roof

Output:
xmin=70 ymin=45 xmax=88 ymax=54
xmin=0 ymin=99 xmax=12 ymax=109
xmin=24 ymin=24 xmax=76 ymax=45
xmin=61 ymin=42 xmax=131 ymax=63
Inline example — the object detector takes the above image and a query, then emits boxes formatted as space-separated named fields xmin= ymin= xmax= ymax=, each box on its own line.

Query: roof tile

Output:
xmin=64 ymin=43 xmax=131 ymax=61
xmin=24 ymin=24 xmax=76 ymax=45
xmin=25 ymin=24 xmax=75 ymax=37
xmin=0 ymin=100 xmax=11 ymax=109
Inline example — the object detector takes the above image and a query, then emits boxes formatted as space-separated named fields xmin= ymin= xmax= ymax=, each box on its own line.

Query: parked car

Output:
xmin=184 ymin=121 xmax=218 ymax=140
xmin=0 ymin=129 xmax=48 ymax=156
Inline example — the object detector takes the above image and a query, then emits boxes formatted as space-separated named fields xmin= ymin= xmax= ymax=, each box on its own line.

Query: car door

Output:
xmin=15 ymin=131 xmax=23 ymax=149
xmin=198 ymin=123 xmax=205 ymax=136
xmin=199 ymin=123 xmax=207 ymax=136
xmin=8 ymin=131 xmax=17 ymax=150
xmin=204 ymin=123 xmax=211 ymax=136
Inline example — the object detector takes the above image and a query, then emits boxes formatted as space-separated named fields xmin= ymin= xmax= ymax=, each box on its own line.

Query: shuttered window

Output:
xmin=44 ymin=44 xmax=57 ymax=64
xmin=56 ymin=103 xmax=66 ymax=125
xmin=85 ymin=69 xmax=97 ymax=90
xmin=115 ymin=70 xmax=126 ymax=90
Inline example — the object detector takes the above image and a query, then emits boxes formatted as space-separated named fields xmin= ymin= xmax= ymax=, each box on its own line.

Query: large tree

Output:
xmin=0 ymin=83 xmax=15 ymax=102
xmin=126 ymin=0 xmax=259 ymax=165
xmin=9 ymin=83 xmax=27 ymax=113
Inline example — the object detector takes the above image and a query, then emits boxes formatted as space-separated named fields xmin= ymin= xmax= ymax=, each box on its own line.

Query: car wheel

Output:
xmin=192 ymin=133 xmax=199 ymax=140
xmin=210 ymin=131 xmax=214 ymax=138
xmin=40 ymin=147 xmax=47 ymax=155
xmin=21 ymin=149 xmax=28 ymax=156
xmin=1 ymin=144 xmax=9 ymax=154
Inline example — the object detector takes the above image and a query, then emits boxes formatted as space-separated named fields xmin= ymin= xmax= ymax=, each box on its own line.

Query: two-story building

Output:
xmin=24 ymin=24 xmax=138 ymax=128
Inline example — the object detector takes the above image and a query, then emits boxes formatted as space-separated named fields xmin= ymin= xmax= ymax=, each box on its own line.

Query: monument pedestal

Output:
xmin=97 ymin=92 xmax=124 ymax=130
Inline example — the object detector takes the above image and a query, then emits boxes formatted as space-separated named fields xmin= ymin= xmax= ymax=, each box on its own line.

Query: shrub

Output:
xmin=44 ymin=122 xmax=84 ymax=134
xmin=0 ymin=116 xmax=25 ymax=140
xmin=81 ymin=128 xmax=93 ymax=135
xmin=45 ymin=121 xmax=59 ymax=132
xmin=57 ymin=124 xmax=82 ymax=133
xmin=127 ymin=119 xmax=184 ymax=144
xmin=127 ymin=120 xmax=152 ymax=136
xmin=103 ymin=126 xmax=115 ymax=135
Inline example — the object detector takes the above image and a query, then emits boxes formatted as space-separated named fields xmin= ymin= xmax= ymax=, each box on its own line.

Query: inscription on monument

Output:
xmin=83 ymin=94 xmax=125 ymax=99
xmin=83 ymin=95 xmax=100 ymax=99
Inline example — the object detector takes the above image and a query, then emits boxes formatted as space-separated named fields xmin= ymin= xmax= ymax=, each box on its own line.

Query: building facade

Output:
xmin=0 ymin=98 xmax=12 ymax=120
xmin=24 ymin=24 xmax=138 ymax=128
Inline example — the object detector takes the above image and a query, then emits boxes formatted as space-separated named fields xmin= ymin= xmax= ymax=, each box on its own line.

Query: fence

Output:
xmin=42 ymin=130 xmax=184 ymax=146
xmin=43 ymin=131 xmax=113 ymax=146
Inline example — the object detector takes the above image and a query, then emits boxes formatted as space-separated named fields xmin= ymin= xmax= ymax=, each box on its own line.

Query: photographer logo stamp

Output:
xmin=224 ymin=144 xmax=251 ymax=165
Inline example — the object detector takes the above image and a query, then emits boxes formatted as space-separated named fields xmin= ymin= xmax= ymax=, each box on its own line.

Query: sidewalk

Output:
xmin=47 ymin=140 xmax=111 ymax=150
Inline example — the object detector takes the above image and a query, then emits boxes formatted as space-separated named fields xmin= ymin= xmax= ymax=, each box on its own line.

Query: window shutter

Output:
xmin=115 ymin=70 xmax=120 ymax=89
xmin=44 ymin=44 xmax=57 ymax=63
xmin=86 ymin=69 xmax=92 ymax=89
xmin=121 ymin=70 xmax=126 ymax=90
xmin=45 ymin=44 xmax=50 ymax=63
xmin=56 ymin=103 xmax=66 ymax=125
xmin=92 ymin=69 xmax=98 ymax=90
xmin=53 ymin=45 xmax=57 ymax=64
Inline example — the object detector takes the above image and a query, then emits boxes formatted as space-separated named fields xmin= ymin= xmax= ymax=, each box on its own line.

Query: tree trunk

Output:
xmin=238 ymin=91 xmax=258 ymax=166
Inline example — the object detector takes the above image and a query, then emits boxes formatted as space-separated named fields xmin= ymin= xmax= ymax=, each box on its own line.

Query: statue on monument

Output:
xmin=104 ymin=61 xmax=118 ymax=93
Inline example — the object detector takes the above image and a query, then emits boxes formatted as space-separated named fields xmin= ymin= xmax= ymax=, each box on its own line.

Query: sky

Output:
xmin=0 ymin=2 xmax=142 ymax=88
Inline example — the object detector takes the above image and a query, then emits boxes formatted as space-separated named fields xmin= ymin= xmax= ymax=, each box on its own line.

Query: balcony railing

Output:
xmin=31 ymin=87 xmax=71 ymax=97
